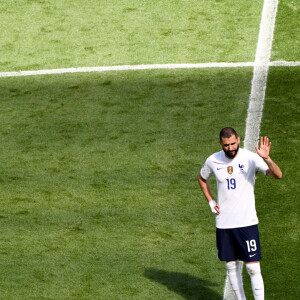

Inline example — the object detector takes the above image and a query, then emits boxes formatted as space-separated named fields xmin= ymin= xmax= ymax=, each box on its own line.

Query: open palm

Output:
xmin=255 ymin=136 xmax=271 ymax=159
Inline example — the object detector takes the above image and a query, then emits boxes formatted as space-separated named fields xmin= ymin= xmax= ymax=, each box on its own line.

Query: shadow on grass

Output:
xmin=144 ymin=268 xmax=222 ymax=300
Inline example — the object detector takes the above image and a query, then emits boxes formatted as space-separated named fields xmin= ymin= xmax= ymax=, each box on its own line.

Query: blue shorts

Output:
xmin=216 ymin=225 xmax=261 ymax=262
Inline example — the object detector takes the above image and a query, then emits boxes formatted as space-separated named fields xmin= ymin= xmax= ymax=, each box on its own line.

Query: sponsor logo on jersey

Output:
xmin=227 ymin=166 xmax=233 ymax=174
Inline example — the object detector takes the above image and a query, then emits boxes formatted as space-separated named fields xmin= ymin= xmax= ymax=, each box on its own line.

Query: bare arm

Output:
xmin=198 ymin=174 xmax=220 ymax=215
xmin=255 ymin=136 xmax=282 ymax=179
xmin=264 ymin=156 xmax=282 ymax=179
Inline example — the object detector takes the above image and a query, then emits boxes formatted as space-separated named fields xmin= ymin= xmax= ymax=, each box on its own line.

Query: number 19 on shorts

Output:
xmin=246 ymin=239 xmax=257 ymax=252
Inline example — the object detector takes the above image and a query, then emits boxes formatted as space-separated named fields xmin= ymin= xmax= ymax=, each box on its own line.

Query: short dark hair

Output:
xmin=219 ymin=127 xmax=238 ymax=140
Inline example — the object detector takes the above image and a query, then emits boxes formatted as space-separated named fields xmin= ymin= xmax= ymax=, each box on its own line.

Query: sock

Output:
xmin=246 ymin=262 xmax=264 ymax=300
xmin=226 ymin=261 xmax=246 ymax=300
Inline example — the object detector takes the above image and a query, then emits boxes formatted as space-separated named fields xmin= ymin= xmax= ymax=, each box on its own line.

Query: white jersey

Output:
xmin=200 ymin=148 xmax=268 ymax=229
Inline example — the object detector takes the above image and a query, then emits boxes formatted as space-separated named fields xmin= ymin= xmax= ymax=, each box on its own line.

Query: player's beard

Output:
xmin=223 ymin=145 xmax=239 ymax=159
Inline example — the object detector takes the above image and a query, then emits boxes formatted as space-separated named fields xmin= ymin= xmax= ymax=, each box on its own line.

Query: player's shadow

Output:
xmin=143 ymin=268 xmax=222 ymax=300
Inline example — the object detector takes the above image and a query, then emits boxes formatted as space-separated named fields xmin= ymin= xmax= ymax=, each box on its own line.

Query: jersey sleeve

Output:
xmin=200 ymin=158 xmax=213 ymax=180
xmin=254 ymin=154 xmax=268 ymax=175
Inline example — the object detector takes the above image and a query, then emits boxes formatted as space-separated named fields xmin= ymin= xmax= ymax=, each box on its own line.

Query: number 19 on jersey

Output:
xmin=226 ymin=178 xmax=236 ymax=190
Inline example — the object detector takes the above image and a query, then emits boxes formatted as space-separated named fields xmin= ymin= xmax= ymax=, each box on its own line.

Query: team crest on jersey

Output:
xmin=227 ymin=166 xmax=233 ymax=174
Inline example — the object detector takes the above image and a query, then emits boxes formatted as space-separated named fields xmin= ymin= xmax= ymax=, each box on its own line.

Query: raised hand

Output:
xmin=255 ymin=136 xmax=271 ymax=159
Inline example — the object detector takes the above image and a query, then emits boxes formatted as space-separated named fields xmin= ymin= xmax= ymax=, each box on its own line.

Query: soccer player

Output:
xmin=198 ymin=127 xmax=282 ymax=300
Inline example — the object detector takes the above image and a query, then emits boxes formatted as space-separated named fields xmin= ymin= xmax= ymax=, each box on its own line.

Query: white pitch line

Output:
xmin=243 ymin=0 xmax=279 ymax=151
xmin=224 ymin=0 xmax=279 ymax=299
xmin=0 ymin=61 xmax=299 ymax=78
xmin=0 ymin=62 xmax=254 ymax=78
xmin=269 ymin=60 xmax=300 ymax=67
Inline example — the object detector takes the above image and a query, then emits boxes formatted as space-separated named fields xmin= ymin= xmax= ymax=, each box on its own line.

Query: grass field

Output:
xmin=0 ymin=0 xmax=264 ymax=71
xmin=0 ymin=0 xmax=299 ymax=299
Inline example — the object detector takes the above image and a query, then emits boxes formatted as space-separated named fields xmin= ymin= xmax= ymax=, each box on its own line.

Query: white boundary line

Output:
xmin=244 ymin=0 xmax=279 ymax=150
xmin=224 ymin=0 xmax=279 ymax=299
xmin=0 ymin=61 xmax=299 ymax=78
xmin=269 ymin=60 xmax=300 ymax=67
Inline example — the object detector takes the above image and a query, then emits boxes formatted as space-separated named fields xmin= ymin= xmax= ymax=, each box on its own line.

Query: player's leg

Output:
xmin=246 ymin=261 xmax=264 ymax=300
xmin=216 ymin=228 xmax=246 ymax=300
xmin=233 ymin=225 xmax=264 ymax=299
xmin=225 ymin=260 xmax=246 ymax=300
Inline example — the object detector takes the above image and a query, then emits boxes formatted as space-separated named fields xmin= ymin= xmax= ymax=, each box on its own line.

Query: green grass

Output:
xmin=0 ymin=0 xmax=263 ymax=71
xmin=0 ymin=67 xmax=298 ymax=299
xmin=272 ymin=0 xmax=300 ymax=61
xmin=0 ymin=0 xmax=299 ymax=299
xmin=0 ymin=68 xmax=252 ymax=299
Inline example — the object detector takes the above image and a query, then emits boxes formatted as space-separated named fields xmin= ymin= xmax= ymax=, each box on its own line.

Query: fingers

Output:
xmin=209 ymin=201 xmax=220 ymax=215
xmin=264 ymin=136 xmax=269 ymax=146
xmin=261 ymin=136 xmax=271 ymax=147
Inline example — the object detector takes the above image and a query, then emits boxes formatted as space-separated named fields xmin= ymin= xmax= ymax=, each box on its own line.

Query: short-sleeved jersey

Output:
xmin=200 ymin=148 xmax=268 ymax=229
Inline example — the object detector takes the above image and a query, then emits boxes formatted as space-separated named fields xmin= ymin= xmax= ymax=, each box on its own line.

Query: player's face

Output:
xmin=220 ymin=135 xmax=240 ymax=159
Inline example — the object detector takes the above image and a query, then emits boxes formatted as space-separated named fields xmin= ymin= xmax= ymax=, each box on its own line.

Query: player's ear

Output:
xmin=237 ymin=136 xmax=240 ymax=144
